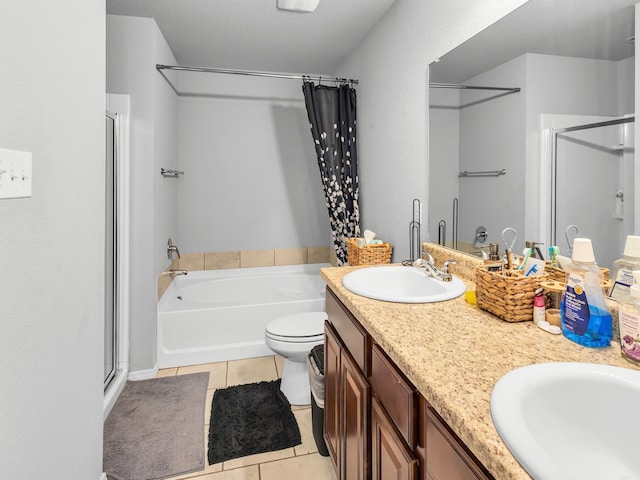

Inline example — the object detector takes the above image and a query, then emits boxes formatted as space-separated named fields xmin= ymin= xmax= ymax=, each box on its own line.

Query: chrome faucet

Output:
xmin=412 ymin=258 xmax=456 ymax=282
xmin=162 ymin=269 xmax=188 ymax=278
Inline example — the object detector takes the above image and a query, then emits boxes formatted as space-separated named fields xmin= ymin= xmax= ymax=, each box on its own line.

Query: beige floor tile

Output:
xmin=186 ymin=465 xmax=260 ymax=480
xmin=223 ymin=447 xmax=295 ymax=470
xmin=260 ymin=453 xmax=337 ymax=480
xmin=293 ymin=407 xmax=318 ymax=456
xmin=204 ymin=389 xmax=216 ymax=425
xmin=226 ymin=356 xmax=278 ymax=386
xmin=157 ymin=367 xmax=178 ymax=377
xmin=178 ymin=362 xmax=228 ymax=389
xmin=274 ymin=355 xmax=285 ymax=378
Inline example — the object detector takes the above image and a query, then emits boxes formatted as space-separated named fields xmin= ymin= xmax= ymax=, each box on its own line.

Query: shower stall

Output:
xmin=544 ymin=114 xmax=635 ymax=271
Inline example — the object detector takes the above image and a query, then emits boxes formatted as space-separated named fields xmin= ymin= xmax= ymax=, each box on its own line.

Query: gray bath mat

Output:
xmin=208 ymin=379 xmax=301 ymax=464
xmin=104 ymin=372 xmax=209 ymax=480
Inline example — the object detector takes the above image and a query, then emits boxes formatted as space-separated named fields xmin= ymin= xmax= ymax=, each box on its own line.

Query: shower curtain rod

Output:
xmin=429 ymin=82 xmax=520 ymax=93
xmin=156 ymin=64 xmax=359 ymax=84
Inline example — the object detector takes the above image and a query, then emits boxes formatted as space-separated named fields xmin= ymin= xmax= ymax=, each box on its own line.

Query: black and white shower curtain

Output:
xmin=302 ymin=81 xmax=360 ymax=265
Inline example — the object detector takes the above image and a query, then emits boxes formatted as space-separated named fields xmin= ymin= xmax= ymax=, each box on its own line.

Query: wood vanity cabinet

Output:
xmin=325 ymin=288 xmax=371 ymax=480
xmin=325 ymin=288 xmax=493 ymax=480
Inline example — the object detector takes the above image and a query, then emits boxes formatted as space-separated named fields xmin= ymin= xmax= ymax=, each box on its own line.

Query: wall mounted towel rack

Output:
xmin=161 ymin=168 xmax=184 ymax=178
xmin=458 ymin=169 xmax=506 ymax=178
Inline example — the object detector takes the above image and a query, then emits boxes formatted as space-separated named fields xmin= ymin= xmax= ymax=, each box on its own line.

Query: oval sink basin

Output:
xmin=491 ymin=362 xmax=640 ymax=480
xmin=342 ymin=265 xmax=466 ymax=303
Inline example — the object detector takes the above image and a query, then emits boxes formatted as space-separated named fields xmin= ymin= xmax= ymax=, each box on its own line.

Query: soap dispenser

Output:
xmin=618 ymin=271 xmax=640 ymax=365
xmin=560 ymin=238 xmax=612 ymax=348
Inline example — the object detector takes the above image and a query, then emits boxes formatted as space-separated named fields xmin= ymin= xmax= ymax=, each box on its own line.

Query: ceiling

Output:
xmin=431 ymin=0 xmax=636 ymax=84
xmin=106 ymin=0 xmax=397 ymax=75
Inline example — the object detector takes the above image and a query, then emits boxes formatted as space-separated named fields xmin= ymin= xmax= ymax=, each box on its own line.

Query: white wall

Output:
xmin=428 ymin=88 xmax=460 ymax=244
xmin=0 ymin=2 xmax=105 ymax=479
xmin=458 ymin=55 xmax=528 ymax=250
xmin=176 ymin=73 xmax=330 ymax=253
xmin=336 ymin=0 xmax=529 ymax=262
xmin=524 ymin=53 xmax=631 ymax=244
xmin=106 ymin=15 xmax=178 ymax=373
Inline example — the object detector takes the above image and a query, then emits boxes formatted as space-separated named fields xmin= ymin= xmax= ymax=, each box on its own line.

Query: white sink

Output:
xmin=491 ymin=362 xmax=640 ymax=480
xmin=341 ymin=265 xmax=466 ymax=303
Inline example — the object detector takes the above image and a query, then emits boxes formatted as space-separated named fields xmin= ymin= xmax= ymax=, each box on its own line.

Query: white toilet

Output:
xmin=265 ymin=311 xmax=326 ymax=405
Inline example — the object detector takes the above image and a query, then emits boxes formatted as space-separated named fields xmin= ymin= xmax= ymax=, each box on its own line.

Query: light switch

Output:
xmin=0 ymin=148 xmax=32 ymax=199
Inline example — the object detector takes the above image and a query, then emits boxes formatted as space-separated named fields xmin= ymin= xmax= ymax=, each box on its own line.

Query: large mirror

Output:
xmin=428 ymin=0 xmax=636 ymax=271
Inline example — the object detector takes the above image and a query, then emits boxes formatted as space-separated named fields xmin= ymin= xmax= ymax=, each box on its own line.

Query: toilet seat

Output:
xmin=265 ymin=312 xmax=326 ymax=343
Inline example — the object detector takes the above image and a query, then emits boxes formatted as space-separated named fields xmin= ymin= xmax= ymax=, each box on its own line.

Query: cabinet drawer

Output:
xmin=425 ymin=407 xmax=493 ymax=480
xmin=370 ymin=343 xmax=417 ymax=448
xmin=326 ymin=288 xmax=369 ymax=375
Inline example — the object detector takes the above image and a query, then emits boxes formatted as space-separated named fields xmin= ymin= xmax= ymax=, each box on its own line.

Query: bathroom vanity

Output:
xmin=320 ymin=254 xmax=639 ymax=480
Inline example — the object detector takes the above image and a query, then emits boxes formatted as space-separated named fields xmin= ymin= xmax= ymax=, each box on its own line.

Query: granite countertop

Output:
xmin=320 ymin=249 xmax=638 ymax=479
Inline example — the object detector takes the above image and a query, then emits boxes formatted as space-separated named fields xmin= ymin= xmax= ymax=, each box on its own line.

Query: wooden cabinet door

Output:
xmin=423 ymin=406 xmax=493 ymax=480
xmin=341 ymin=348 xmax=370 ymax=480
xmin=371 ymin=397 xmax=418 ymax=480
xmin=324 ymin=322 xmax=342 ymax=474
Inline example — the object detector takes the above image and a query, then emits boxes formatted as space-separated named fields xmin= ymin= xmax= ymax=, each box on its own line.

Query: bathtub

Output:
xmin=157 ymin=263 xmax=330 ymax=368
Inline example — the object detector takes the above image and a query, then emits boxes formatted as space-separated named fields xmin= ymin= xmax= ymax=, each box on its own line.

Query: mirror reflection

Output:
xmin=428 ymin=0 xmax=636 ymax=271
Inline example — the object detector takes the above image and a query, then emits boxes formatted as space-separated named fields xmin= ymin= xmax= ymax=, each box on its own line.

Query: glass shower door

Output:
xmin=104 ymin=113 xmax=118 ymax=391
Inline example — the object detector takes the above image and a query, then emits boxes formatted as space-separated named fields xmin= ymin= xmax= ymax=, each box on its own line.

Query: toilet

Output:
xmin=265 ymin=311 xmax=326 ymax=405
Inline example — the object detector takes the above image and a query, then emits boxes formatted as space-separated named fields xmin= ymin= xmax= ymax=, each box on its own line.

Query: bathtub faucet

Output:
xmin=163 ymin=269 xmax=188 ymax=278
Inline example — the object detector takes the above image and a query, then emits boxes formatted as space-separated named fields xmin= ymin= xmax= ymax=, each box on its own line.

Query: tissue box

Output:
xmin=347 ymin=238 xmax=392 ymax=266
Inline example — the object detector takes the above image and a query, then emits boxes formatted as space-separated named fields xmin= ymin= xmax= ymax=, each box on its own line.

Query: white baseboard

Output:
xmin=99 ymin=473 xmax=108 ymax=480
xmin=128 ymin=362 xmax=159 ymax=381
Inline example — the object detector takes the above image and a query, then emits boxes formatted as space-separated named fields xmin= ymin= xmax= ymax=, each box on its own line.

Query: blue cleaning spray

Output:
xmin=561 ymin=238 xmax=612 ymax=348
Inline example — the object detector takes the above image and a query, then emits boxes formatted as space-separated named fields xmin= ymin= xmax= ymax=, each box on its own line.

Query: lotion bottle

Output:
xmin=617 ymin=271 xmax=640 ymax=365
xmin=561 ymin=238 xmax=612 ymax=348
xmin=609 ymin=235 xmax=640 ymax=303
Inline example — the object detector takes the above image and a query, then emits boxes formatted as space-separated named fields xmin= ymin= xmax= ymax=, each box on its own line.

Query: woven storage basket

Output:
xmin=347 ymin=238 xmax=392 ymax=266
xmin=545 ymin=263 xmax=610 ymax=283
xmin=474 ymin=265 xmax=547 ymax=322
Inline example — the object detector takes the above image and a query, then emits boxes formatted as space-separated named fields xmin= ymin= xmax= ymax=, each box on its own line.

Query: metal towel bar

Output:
xmin=458 ymin=169 xmax=506 ymax=178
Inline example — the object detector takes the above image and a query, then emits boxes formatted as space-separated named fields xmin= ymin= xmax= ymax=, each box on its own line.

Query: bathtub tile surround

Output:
xmin=205 ymin=251 xmax=241 ymax=270
xmin=178 ymin=253 xmax=206 ymax=271
xmin=275 ymin=247 xmax=308 ymax=266
xmin=154 ymin=355 xmax=336 ymax=480
xmin=241 ymin=249 xmax=276 ymax=268
xmin=158 ymin=246 xmax=333 ymax=299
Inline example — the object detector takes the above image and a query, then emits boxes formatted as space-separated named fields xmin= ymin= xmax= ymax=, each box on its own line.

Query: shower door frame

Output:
xmin=104 ymin=94 xmax=131 ymax=418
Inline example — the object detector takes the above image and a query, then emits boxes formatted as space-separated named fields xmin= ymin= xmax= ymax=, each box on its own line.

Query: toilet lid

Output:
xmin=266 ymin=311 xmax=326 ymax=338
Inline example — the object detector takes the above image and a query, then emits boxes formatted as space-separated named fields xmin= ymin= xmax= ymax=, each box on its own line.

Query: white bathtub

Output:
xmin=157 ymin=263 xmax=330 ymax=368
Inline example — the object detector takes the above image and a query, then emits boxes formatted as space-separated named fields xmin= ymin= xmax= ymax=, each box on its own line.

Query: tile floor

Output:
xmin=156 ymin=355 xmax=337 ymax=480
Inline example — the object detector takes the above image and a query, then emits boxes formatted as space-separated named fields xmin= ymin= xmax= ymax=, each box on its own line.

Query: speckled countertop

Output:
xmin=320 ymin=245 xmax=639 ymax=480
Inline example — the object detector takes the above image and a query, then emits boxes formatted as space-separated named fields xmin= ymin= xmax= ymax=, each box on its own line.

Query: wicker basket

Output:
xmin=545 ymin=263 xmax=610 ymax=283
xmin=347 ymin=238 xmax=392 ymax=266
xmin=474 ymin=265 xmax=548 ymax=322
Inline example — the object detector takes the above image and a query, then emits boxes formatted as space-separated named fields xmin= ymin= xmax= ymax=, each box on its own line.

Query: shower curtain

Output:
xmin=302 ymin=81 xmax=360 ymax=265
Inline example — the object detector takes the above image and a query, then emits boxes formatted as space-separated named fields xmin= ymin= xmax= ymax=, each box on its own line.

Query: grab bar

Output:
xmin=458 ymin=169 xmax=506 ymax=178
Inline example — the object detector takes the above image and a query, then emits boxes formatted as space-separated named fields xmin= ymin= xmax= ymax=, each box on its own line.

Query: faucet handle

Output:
xmin=442 ymin=260 xmax=456 ymax=274
xmin=167 ymin=238 xmax=181 ymax=260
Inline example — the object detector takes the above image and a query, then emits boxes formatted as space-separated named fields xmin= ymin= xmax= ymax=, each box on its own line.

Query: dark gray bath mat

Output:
xmin=208 ymin=379 xmax=301 ymax=464
xmin=104 ymin=372 xmax=209 ymax=480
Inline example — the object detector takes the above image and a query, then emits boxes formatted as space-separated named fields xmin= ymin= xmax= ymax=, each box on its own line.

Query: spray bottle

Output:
xmin=560 ymin=238 xmax=612 ymax=348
